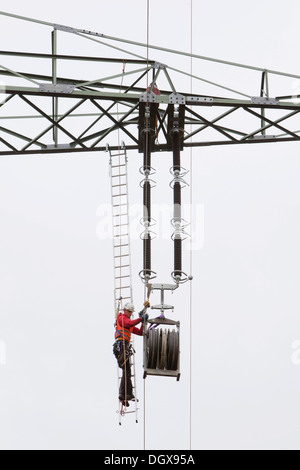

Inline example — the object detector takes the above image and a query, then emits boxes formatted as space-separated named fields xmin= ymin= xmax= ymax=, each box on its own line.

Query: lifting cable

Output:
xmin=143 ymin=0 xmax=150 ymax=451
xmin=189 ymin=0 xmax=193 ymax=451
xmin=142 ymin=0 xmax=194 ymax=450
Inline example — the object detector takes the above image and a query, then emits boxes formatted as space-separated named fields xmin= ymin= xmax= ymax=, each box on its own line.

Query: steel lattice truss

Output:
xmin=1 ymin=10 xmax=300 ymax=156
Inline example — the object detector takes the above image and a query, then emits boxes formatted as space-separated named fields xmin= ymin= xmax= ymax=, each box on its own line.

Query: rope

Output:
xmin=142 ymin=1 xmax=194 ymax=449
xmin=143 ymin=0 xmax=150 ymax=451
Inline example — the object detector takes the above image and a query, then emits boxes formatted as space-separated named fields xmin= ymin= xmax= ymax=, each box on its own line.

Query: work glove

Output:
xmin=141 ymin=313 xmax=149 ymax=322
xmin=139 ymin=302 xmax=150 ymax=317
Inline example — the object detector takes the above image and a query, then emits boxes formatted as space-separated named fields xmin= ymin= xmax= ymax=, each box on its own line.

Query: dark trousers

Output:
xmin=113 ymin=341 xmax=133 ymax=399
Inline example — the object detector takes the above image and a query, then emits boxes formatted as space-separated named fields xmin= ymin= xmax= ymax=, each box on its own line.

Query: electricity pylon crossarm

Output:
xmin=1 ymin=11 xmax=300 ymax=156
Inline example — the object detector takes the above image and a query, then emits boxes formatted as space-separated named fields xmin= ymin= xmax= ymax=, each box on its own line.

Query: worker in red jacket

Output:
xmin=113 ymin=301 xmax=149 ymax=406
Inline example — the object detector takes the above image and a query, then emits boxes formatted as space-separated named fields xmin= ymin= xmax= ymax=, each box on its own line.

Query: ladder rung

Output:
xmin=111 ymin=173 xmax=127 ymax=178
xmin=115 ymin=286 xmax=131 ymax=290
xmin=114 ymin=253 xmax=129 ymax=258
xmin=111 ymin=153 xmax=126 ymax=156
xmin=113 ymin=203 xmax=128 ymax=208
xmin=112 ymin=183 xmax=127 ymax=188
xmin=114 ymin=243 xmax=129 ymax=248
xmin=114 ymin=233 xmax=129 ymax=237
xmin=114 ymin=252 xmax=129 ymax=256
xmin=113 ymin=213 xmax=128 ymax=218
xmin=113 ymin=223 xmax=128 ymax=228
xmin=115 ymin=275 xmax=131 ymax=279
xmin=115 ymin=264 xmax=130 ymax=269
xmin=112 ymin=193 xmax=127 ymax=198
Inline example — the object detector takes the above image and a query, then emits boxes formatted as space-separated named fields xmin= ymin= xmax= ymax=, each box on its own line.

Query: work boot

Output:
xmin=127 ymin=394 xmax=136 ymax=401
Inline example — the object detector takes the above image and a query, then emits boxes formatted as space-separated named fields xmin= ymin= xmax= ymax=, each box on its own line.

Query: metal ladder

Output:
xmin=108 ymin=142 xmax=138 ymax=425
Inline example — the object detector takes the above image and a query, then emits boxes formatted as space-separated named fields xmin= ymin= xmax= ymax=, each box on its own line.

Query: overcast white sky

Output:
xmin=1 ymin=0 xmax=300 ymax=451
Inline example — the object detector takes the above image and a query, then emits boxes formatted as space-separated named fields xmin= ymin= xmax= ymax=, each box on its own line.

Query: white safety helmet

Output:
xmin=124 ymin=302 xmax=135 ymax=312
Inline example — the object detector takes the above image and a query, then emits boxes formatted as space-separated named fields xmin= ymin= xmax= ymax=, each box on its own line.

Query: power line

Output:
xmin=143 ymin=0 xmax=150 ymax=451
xmin=189 ymin=0 xmax=193 ymax=451
xmin=2 ymin=10 xmax=300 ymax=80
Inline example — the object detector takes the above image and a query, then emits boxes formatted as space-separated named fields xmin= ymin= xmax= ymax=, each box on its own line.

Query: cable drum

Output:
xmin=145 ymin=327 xmax=179 ymax=376
xmin=166 ymin=329 xmax=174 ymax=370
xmin=158 ymin=329 xmax=167 ymax=369
xmin=167 ymin=329 xmax=179 ymax=370
xmin=147 ymin=328 xmax=159 ymax=368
